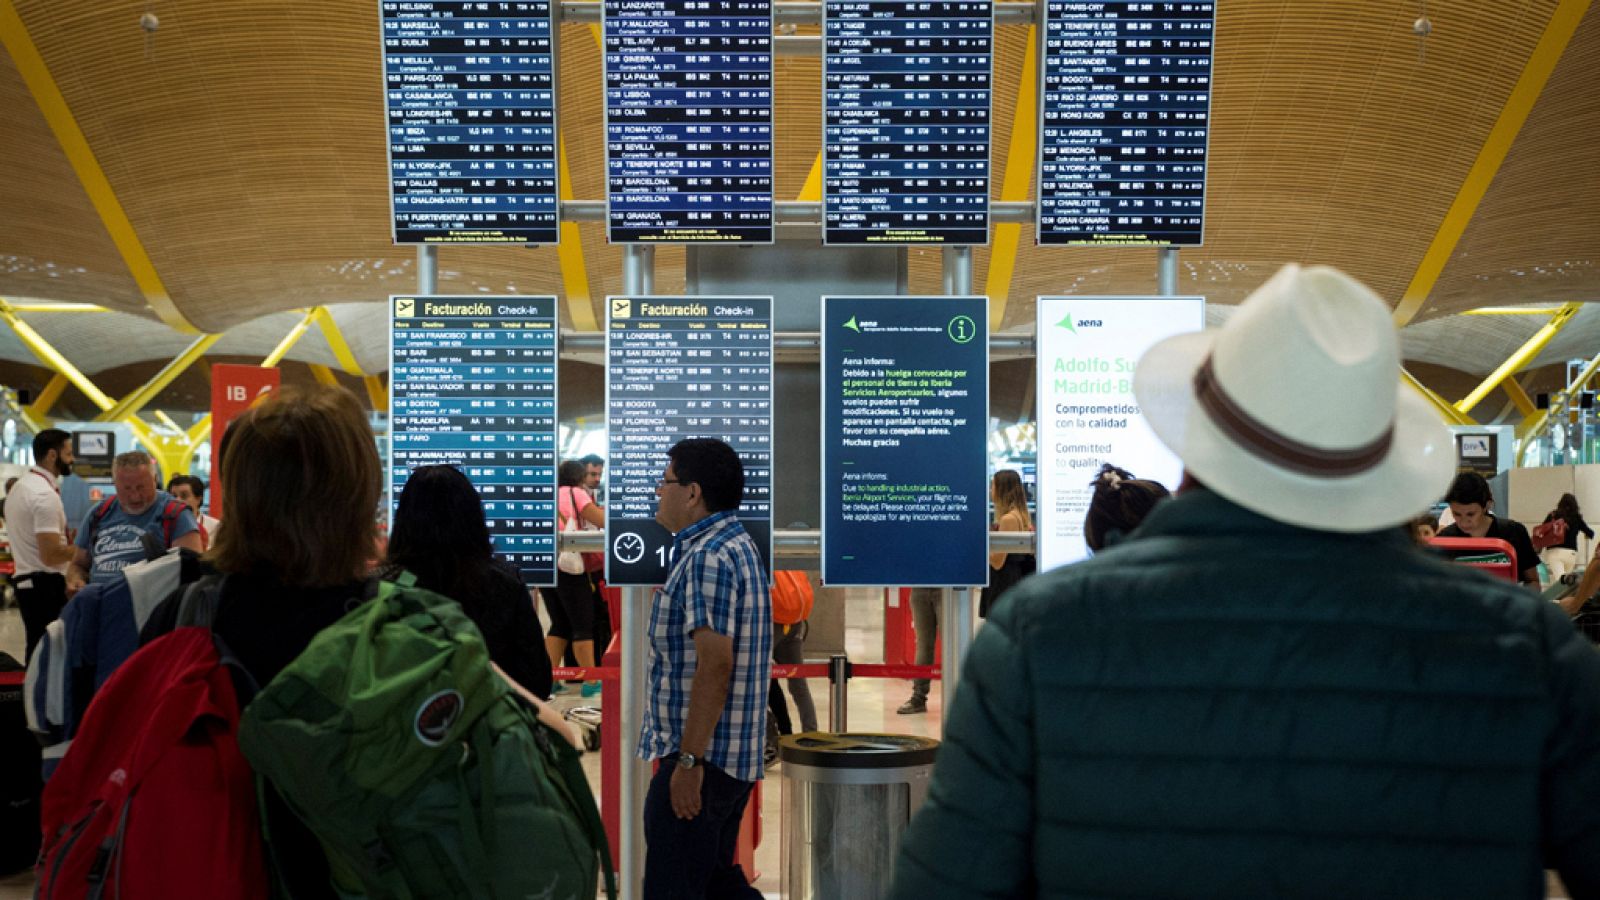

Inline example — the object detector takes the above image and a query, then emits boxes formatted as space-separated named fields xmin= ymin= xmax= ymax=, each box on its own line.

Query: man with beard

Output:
xmin=7 ymin=429 xmax=79 ymax=661
xmin=69 ymin=451 xmax=201 ymax=590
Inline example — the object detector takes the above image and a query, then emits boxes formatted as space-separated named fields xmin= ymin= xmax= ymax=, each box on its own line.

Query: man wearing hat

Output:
xmin=888 ymin=265 xmax=1600 ymax=898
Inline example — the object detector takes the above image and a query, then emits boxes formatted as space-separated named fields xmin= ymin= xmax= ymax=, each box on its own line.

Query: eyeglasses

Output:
xmin=656 ymin=478 xmax=689 ymax=489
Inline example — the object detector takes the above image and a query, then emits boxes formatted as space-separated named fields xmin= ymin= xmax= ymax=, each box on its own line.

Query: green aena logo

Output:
xmin=1056 ymin=313 xmax=1103 ymax=334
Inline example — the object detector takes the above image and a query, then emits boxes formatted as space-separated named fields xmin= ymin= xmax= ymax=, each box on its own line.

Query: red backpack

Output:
xmin=35 ymin=627 xmax=267 ymax=899
xmin=1532 ymin=516 xmax=1569 ymax=550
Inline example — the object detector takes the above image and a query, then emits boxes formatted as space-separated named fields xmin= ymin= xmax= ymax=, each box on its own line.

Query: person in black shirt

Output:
xmin=1540 ymin=492 xmax=1595 ymax=583
xmin=379 ymin=464 xmax=552 ymax=700
xmin=1438 ymin=472 xmax=1540 ymax=587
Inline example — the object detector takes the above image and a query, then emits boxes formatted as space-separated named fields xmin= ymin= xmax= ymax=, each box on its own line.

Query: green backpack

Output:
xmin=236 ymin=573 xmax=615 ymax=900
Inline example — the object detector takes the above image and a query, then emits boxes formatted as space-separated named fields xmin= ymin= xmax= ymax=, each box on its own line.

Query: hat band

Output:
xmin=1193 ymin=356 xmax=1392 ymax=478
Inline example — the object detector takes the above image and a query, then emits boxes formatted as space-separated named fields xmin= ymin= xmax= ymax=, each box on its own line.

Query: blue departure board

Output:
xmin=381 ymin=1 xmax=560 ymax=245
xmin=390 ymin=296 xmax=559 ymax=586
xmin=821 ymin=296 xmax=990 ymax=586
xmin=606 ymin=296 xmax=773 ymax=585
xmin=822 ymin=0 xmax=993 ymax=246
xmin=1037 ymin=0 xmax=1214 ymax=246
xmin=603 ymin=0 xmax=775 ymax=243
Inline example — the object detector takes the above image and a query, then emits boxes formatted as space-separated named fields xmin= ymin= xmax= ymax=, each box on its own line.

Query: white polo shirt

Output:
xmin=4 ymin=466 xmax=68 ymax=576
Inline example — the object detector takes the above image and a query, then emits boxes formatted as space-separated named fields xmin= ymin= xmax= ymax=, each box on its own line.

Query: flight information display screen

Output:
xmin=606 ymin=296 xmax=773 ymax=586
xmin=1037 ymin=0 xmax=1214 ymax=246
xmin=603 ymin=0 xmax=775 ymax=243
xmin=390 ymin=296 xmax=559 ymax=586
xmin=822 ymin=0 xmax=993 ymax=245
xmin=381 ymin=1 xmax=560 ymax=245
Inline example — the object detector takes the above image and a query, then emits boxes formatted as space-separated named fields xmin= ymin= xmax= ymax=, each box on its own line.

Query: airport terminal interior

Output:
xmin=1 ymin=0 xmax=1599 ymax=897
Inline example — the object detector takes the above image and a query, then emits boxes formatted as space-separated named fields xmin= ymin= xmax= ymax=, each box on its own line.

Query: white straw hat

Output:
xmin=1132 ymin=264 xmax=1455 ymax=532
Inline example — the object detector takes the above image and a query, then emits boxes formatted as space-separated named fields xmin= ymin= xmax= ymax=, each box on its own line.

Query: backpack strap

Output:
xmin=160 ymin=499 xmax=188 ymax=546
xmin=87 ymin=496 xmax=118 ymax=546
xmin=175 ymin=576 xmax=226 ymax=629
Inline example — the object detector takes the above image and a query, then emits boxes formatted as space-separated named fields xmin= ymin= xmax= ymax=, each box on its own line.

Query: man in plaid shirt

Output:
xmin=638 ymin=438 xmax=771 ymax=899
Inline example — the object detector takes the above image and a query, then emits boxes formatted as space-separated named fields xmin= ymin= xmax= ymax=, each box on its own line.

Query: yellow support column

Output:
xmin=364 ymin=375 xmax=389 ymax=413
xmin=27 ymin=373 xmax=69 ymax=418
xmin=0 ymin=298 xmax=117 ymax=412
xmin=1454 ymin=303 xmax=1582 ymax=415
xmin=97 ymin=333 xmax=223 ymax=422
xmin=262 ymin=309 xmax=319 ymax=368
xmin=308 ymin=364 xmax=340 ymax=387
xmin=312 ymin=308 xmax=367 ymax=376
xmin=1401 ymin=369 xmax=1476 ymax=427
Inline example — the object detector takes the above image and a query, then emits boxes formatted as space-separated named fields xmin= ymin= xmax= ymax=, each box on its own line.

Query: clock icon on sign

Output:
xmin=613 ymin=532 xmax=647 ymax=564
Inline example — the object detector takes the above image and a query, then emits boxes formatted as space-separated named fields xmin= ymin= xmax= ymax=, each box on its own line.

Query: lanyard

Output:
xmin=31 ymin=470 xmax=58 ymax=495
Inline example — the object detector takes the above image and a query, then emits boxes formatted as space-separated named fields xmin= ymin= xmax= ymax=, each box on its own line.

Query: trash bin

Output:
xmin=779 ymin=732 xmax=939 ymax=900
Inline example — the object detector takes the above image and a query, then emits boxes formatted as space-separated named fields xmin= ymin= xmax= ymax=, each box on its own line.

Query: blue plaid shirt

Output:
xmin=638 ymin=511 xmax=772 ymax=783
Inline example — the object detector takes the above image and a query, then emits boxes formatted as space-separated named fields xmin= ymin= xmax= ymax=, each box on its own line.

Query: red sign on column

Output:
xmin=209 ymin=364 xmax=280 ymax=518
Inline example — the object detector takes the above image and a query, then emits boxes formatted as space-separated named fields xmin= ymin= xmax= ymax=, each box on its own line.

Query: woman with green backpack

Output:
xmin=142 ymin=384 xmax=384 ymax=898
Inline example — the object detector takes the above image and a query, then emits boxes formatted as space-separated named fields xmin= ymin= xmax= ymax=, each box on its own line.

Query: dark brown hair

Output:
xmin=1083 ymin=464 xmax=1170 ymax=552
xmin=208 ymin=385 xmax=379 ymax=587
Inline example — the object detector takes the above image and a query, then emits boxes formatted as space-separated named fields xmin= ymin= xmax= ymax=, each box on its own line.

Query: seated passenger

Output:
xmin=379 ymin=464 xmax=552 ymax=700
xmin=889 ymin=265 xmax=1600 ymax=899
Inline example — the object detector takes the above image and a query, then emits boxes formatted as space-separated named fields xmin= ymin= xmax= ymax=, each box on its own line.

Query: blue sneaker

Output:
xmin=581 ymin=681 xmax=603 ymax=698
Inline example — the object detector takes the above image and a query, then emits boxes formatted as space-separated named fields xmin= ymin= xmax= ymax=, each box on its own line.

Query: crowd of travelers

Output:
xmin=5 ymin=262 xmax=1600 ymax=899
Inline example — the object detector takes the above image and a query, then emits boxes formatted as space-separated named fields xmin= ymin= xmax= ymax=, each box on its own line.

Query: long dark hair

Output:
xmin=1083 ymin=463 xmax=1170 ymax=552
xmin=386 ymin=465 xmax=495 ymax=607
xmin=1557 ymin=492 xmax=1581 ymax=519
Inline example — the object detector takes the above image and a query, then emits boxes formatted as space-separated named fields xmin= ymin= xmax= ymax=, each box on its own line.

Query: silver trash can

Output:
xmin=779 ymin=732 xmax=939 ymax=900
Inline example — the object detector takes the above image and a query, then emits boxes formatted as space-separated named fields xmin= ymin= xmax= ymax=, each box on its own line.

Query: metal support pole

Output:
xmin=943 ymin=246 xmax=974 ymax=296
xmin=828 ymin=654 xmax=849 ymax=732
xmin=1158 ymin=246 xmax=1179 ymax=296
xmin=623 ymin=245 xmax=656 ymax=295
xmin=940 ymin=588 xmax=974 ymax=722
xmin=620 ymin=586 xmax=650 ymax=899
xmin=417 ymin=245 xmax=438 ymax=295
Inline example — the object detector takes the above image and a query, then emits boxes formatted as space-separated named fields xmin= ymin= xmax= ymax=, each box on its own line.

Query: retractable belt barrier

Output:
xmin=548 ymin=661 xmax=938 ymax=684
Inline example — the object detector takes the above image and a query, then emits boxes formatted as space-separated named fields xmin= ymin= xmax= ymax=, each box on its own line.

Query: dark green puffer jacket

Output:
xmin=890 ymin=489 xmax=1600 ymax=899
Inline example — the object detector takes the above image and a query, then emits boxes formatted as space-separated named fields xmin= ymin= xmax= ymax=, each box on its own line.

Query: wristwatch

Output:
xmin=677 ymin=752 xmax=700 ymax=770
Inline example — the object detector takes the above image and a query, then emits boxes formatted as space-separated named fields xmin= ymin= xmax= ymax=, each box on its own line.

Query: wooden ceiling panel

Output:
xmin=0 ymin=46 xmax=145 ymax=310
xmin=1427 ymin=6 xmax=1600 ymax=319
xmin=0 ymin=0 xmax=1591 ymax=359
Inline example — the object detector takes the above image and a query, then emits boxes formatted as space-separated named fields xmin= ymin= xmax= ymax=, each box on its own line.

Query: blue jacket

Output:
xmin=24 ymin=551 xmax=184 ymax=778
xmin=890 ymin=489 xmax=1600 ymax=899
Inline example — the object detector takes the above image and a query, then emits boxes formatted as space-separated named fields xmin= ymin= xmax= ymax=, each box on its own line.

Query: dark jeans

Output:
xmin=643 ymin=756 xmax=762 ymax=900
xmin=16 ymin=572 xmax=66 ymax=664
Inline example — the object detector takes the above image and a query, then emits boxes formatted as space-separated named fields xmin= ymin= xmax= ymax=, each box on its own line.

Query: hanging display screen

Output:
xmin=390 ymin=296 xmax=559 ymax=586
xmin=380 ymin=1 xmax=561 ymax=245
xmin=822 ymin=0 xmax=993 ymax=245
xmin=1037 ymin=0 xmax=1214 ymax=246
xmin=606 ymin=296 xmax=774 ymax=585
xmin=821 ymin=296 xmax=991 ymax=585
xmin=603 ymin=0 xmax=776 ymax=243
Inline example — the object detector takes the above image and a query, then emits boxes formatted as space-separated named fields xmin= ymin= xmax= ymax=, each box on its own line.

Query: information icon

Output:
xmin=948 ymin=315 xmax=977 ymax=344
xmin=613 ymin=532 xmax=647 ymax=564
